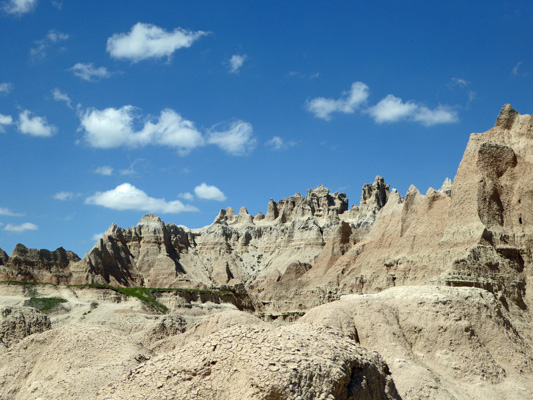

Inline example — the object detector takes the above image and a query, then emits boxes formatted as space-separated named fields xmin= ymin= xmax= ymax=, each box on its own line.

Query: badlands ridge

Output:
xmin=1 ymin=104 xmax=533 ymax=399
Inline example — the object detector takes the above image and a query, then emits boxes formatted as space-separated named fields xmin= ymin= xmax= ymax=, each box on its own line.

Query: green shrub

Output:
xmin=24 ymin=297 xmax=67 ymax=313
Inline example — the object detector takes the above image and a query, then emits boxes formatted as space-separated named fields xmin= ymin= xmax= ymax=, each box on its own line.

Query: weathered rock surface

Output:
xmin=301 ymin=286 xmax=533 ymax=399
xmin=0 ymin=306 xmax=51 ymax=348
xmin=0 ymin=324 xmax=148 ymax=400
xmin=0 ymin=244 xmax=80 ymax=284
xmin=98 ymin=322 xmax=400 ymax=400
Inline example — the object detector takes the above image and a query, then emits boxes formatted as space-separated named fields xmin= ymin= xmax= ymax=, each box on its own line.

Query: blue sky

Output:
xmin=0 ymin=0 xmax=532 ymax=256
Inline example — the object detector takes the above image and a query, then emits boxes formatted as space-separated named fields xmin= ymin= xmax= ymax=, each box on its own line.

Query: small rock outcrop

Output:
xmin=0 ymin=306 xmax=51 ymax=348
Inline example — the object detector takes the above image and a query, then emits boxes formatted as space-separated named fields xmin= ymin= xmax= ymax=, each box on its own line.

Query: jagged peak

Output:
xmin=138 ymin=214 xmax=165 ymax=228
xmin=439 ymin=178 xmax=452 ymax=196
xmin=238 ymin=207 xmax=250 ymax=216
xmin=495 ymin=104 xmax=519 ymax=130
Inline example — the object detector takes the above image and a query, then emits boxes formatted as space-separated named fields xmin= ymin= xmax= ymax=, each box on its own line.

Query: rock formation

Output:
xmin=0 ymin=244 xmax=80 ymax=284
xmin=97 ymin=323 xmax=399 ymax=400
xmin=0 ymin=306 xmax=51 ymax=348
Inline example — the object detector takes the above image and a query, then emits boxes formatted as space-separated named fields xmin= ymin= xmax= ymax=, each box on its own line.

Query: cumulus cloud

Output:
xmin=3 ymin=0 xmax=36 ymax=15
xmin=367 ymin=95 xmax=458 ymax=126
xmin=229 ymin=54 xmax=247 ymax=73
xmin=4 ymin=222 xmax=38 ymax=232
xmin=265 ymin=136 xmax=296 ymax=151
xmin=0 ymin=82 xmax=13 ymax=95
xmin=178 ymin=192 xmax=194 ymax=201
xmin=18 ymin=110 xmax=56 ymax=137
xmin=194 ymin=183 xmax=226 ymax=201
xmin=54 ymin=191 xmax=80 ymax=201
xmin=85 ymin=183 xmax=198 ymax=214
xmin=51 ymin=88 xmax=72 ymax=108
xmin=70 ymin=63 xmax=111 ymax=82
xmin=0 ymin=114 xmax=13 ymax=132
xmin=94 ymin=166 xmax=113 ymax=176
xmin=306 ymin=82 xmax=369 ymax=120
xmin=0 ymin=206 xmax=23 ymax=216
xmin=207 ymin=120 xmax=256 ymax=156
xmin=30 ymin=30 xmax=68 ymax=58
xmin=106 ymin=22 xmax=207 ymax=62
xmin=79 ymin=106 xmax=205 ymax=154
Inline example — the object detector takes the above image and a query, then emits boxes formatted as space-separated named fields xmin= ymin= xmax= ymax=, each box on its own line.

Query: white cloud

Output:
xmin=91 ymin=232 xmax=104 ymax=241
xmin=229 ymin=54 xmax=247 ymax=73
xmin=70 ymin=63 xmax=111 ymax=82
xmin=18 ymin=110 xmax=56 ymax=137
xmin=0 ymin=206 xmax=23 ymax=216
xmin=178 ymin=192 xmax=194 ymax=201
xmin=194 ymin=183 xmax=226 ymax=201
xmin=86 ymin=183 xmax=199 ymax=214
xmin=94 ymin=166 xmax=113 ymax=176
xmin=54 ymin=191 xmax=80 ymax=201
xmin=367 ymin=95 xmax=458 ymax=126
xmin=79 ymin=106 xmax=204 ymax=154
xmin=0 ymin=82 xmax=13 ymax=95
xmin=0 ymin=114 xmax=13 ymax=132
xmin=106 ymin=22 xmax=207 ymax=62
xmin=207 ymin=120 xmax=256 ymax=156
xmin=3 ymin=0 xmax=36 ymax=15
xmin=4 ymin=222 xmax=38 ymax=232
xmin=450 ymin=77 xmax=468 ymax=88
xmin=306 ymin=81 xmax=369 ymax=120
xmin=265 ymin=136 xmax=296 ymax=151
xmin=119 ymin=159 xmax=145 ymax=176
xmin=51 ymin=88 xmax=72 ymax=108
xmin=30 ymin=29 xmax=68 ymax=58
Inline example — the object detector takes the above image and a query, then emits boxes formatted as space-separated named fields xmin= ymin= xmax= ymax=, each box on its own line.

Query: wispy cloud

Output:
xmin=18 ymin=110 xmax=57 ymax=137
xmin=207 ymin=120 xmax=256 ymax=156
xmin=119 ymin=159 xmax=145 ymax=175
xmin=94 ymin=166 xmax=113 ymax=176
xmin=86 ymin=183 xmax=199 ymax=213
xmin=91 ymin=232 xmax=104 ymax=241
xmin=512 ymin=61 xmax=526 ymax=76
xmin=288 ymin=71 xmax=320 ymax=80
xmin=0 ymin=114 xmax=13 ymax=132
xmin=54 ymin=191 xmax=80 ymax=201
xmin=4 ymin=222 xmax=38 ymax=232
xmin=194 ymin=183 xmax=226 ymax=201
xmin=51 ymin=88 xmax=72 ymax=109
xmin=306 ymin=82 xmax=369 ymax=120
xmin=70 ymin=63 xmax=111 ymax=82
xmin=30 ymin=30 xmax=68 ymax=59
xmin=265 ymin=136 xmax=297 ymax=151
xmin=0 ymin=82 xmax=13 ymax=95
xmin=178 ymin=192 xmax=194 ymax=201
xmin=3 ymin=0 xmax=37 ymax=15
xmin=106 ymin=22 xmax=207 ymax=62
xmin=0 ymin=206 xmax=24 ymax=216
xmin=229 ymin=54 xmax=247 ymax=73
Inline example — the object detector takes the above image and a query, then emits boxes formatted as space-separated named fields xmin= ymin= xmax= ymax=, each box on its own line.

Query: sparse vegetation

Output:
xmin=24 ymin=297 xmax=67 ymax=313
xmin=0 ymin=280 xmax=236 ymax=314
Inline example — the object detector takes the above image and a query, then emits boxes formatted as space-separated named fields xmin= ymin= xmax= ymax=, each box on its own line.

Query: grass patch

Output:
xmin=24 ymin=297 xmax=67 ymax=313
xmin=1 ymin=280 xmax=237 ymax=314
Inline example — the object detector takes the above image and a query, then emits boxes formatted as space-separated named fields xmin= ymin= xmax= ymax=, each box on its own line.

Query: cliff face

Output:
xmin=0 ymin=244 xmax=80 ymax=284
xmin=3 ymin=104 xmax=533 ymax=314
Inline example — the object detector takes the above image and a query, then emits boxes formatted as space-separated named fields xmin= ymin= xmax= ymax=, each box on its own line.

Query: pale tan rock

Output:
xmin=0 ymin=306 xmax=51 ymax=348
xmin=98 ymin=322 xmax=400 ymax=400
xmin=301 ymin=286 xmax=533 ymax=400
